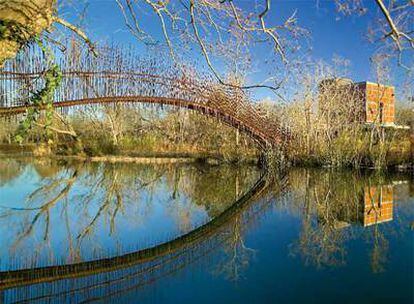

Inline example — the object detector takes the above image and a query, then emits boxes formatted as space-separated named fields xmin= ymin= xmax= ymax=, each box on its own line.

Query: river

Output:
xmin=0 ymin=157 xmax=412 ymax=303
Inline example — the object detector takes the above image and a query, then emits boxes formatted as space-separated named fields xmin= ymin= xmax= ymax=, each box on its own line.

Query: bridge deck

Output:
xmin=0 ymin=46 xmax=288 ymax=148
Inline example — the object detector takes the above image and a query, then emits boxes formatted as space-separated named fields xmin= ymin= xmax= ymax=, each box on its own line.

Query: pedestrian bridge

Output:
xmin=0 ymin=47 xmax=288 ymax=149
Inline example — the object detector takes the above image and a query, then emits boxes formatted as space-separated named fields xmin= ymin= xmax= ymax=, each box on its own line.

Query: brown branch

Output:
xmin=52 ymin=16 xmax=97 ymax=56
xmin=375 ymin=0 xmax=403 ymax=50
xmin=258 ymin=0 xmax=286 ymax=63
xmin=33 ymin=121 xmax=78 ymax=138
xmin=143 ymin=0 xmax=176 ymax=61
xmin=115 ymin=0 xmax=154 ymax=43
xmin=226 ymin=0 xmax=288 ymax=62
xmin=189 ymin=0 xmax=282 ymax=92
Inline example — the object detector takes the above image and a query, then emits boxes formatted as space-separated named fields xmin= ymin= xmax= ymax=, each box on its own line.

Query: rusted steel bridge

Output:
xmin=0 ymin=46 xmax=288 ymax=148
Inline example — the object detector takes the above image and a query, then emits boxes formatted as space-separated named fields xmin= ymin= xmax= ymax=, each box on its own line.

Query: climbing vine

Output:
xmin=15 ymin=38 xmax=62 ymax=144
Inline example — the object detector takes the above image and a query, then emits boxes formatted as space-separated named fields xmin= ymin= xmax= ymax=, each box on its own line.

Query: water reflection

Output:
xmin=0 ymin=158 xmax=261 ymax=271
xmin=288 ymin=169 xmax=412 ymax=272
xmin=0 ymin=159 xmax=271 ymax=303
xmin=0 ymin=159 xmax=24 ymax=186
xmin=363 ymin=184 xmax=394 ymax=226
xmin=0 ymin=160 xmax=412 ymax=303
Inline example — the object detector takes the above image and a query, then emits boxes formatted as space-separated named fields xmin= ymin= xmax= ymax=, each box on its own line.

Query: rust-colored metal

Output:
xmin=0 ymin=45 xmax=288 ymax=148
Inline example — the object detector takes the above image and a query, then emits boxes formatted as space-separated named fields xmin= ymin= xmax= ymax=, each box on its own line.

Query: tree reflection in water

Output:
xmin=0 ymin=161 xmax=412 ymax=302
xmin=0 ymin=158 xmax=261 ymax=270
xmin=214 ymin=215 xmax=257 ymax=282
xmin=288 ymin=168 xmax=412 ymax=272
xmin=0 ymin=158 xmax=24 ymax=186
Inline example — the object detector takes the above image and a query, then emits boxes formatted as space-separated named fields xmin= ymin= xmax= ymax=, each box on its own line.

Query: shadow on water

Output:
xmin=0 ymin=159 xmax=412 ymax=303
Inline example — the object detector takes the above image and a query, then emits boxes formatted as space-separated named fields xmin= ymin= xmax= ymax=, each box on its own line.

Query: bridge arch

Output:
xmin=0 ymin=95 xmax=276 ymax=149
xmin=0 ymin=47 xmax=287 ymax=150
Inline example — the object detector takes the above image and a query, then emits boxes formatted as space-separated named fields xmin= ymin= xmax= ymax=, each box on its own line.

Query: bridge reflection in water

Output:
xmin=0 ymin=159 xmax=276 ymax=302
xmin=0 ymin=162 xmax=412 ymax=303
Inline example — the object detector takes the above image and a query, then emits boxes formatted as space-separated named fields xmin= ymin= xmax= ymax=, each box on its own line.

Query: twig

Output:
xmin=52 ymin=16 xmax=97 ymax=57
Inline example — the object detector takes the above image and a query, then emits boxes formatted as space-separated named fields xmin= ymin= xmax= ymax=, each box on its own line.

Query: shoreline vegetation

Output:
xmin=0 ymin=145 xmax=411 ymax=171
xmin=0 ymin=135 xmax=412 ymax=172
xmin=0 ymin=3 xmax=412 ymax=170
xmin=0 ymin=144 xmax=259 ymax=166
xmin=0 ymin=97 xmax=412 ymax=171
xmin=0 ymin=107 xmax=262 ymax=165
xmin=1 ymin=114 xmax=411 ymax=172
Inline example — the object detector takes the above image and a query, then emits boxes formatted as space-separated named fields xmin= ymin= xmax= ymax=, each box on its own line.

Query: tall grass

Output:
xmin=269 ymin=79 xmax=413 ymax=168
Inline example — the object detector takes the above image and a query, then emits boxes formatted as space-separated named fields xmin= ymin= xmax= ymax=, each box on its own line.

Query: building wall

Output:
xmin=356 ymin=82 xmax=395 ymax=124
xmin=318 ymin=79 xmax=396 ymax=125
xmin=318 ymin=78 xmax=363 ymax=124
xmin=363 ymin=185 xmax=393 ymax=226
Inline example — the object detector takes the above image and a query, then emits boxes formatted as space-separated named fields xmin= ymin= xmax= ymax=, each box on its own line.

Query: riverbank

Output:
xmin=0 ymin=143 xmax=411 ymax=172
xmin=0 ymin=143 xmax=260 ymax=166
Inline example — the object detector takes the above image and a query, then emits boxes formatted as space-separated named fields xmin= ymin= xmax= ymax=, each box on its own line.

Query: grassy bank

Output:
xmin=0 ymin=106 xmax=260 ymax=164
xmin=0 ymin=98 xmax=411 ymax=169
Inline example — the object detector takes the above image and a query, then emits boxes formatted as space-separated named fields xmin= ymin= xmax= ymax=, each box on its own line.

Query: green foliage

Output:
xmin=15 ymin=38 xmax=62 ymax=144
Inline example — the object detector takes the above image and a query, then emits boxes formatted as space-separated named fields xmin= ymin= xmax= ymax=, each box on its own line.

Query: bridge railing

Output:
xmin=0 ymin=45 xmax=287 ymax=147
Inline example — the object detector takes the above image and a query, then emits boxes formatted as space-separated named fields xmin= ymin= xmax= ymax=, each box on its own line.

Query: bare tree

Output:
xmin=335 ymin=0 xmax=414 ymax=69
xmin=112 ymin=0 xmax=307 ymax=91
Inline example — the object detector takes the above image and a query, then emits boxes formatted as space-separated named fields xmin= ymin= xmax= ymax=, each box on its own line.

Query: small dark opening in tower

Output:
xmin=379 ymin=102 xmax=384 ymax=123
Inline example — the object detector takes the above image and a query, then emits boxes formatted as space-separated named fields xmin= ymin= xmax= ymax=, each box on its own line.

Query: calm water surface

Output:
xmin=0 ymin=158 xmax=412 ymax=303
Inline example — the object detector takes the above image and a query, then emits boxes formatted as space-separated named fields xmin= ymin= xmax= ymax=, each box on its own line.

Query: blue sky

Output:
xmin=59 ymin=0 xmax=410 ymax=101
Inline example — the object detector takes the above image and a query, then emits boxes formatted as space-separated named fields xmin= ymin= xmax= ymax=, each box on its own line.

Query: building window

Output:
xmin=379 ymin=102 xmax=384 ymax=124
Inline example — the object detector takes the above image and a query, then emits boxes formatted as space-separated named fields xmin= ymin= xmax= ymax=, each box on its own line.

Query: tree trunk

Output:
xmin=411 ymin=111 xmax=413 ymax=166
xmin=0 ymin=0 xmax=56 ymax=65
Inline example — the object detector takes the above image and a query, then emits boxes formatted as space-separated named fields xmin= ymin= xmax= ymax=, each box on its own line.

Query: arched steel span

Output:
xmin=0 ymin=46 xmax=290 ymax=150
xmin=0 ymin=47 xmax=288 ymax=301
xmin=0 ymin=95 xmax=275 ymax=149
xmin=0 ymin=172 xmax=271 ymax=292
